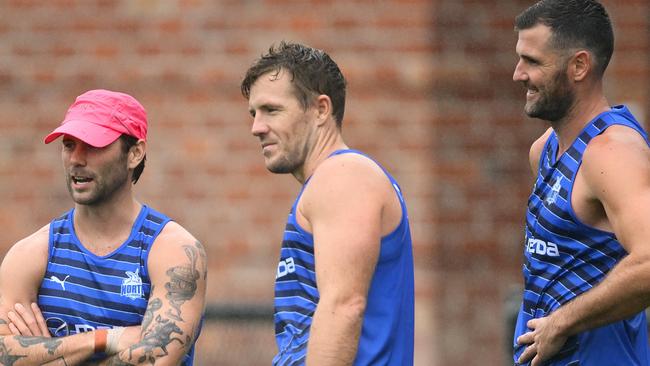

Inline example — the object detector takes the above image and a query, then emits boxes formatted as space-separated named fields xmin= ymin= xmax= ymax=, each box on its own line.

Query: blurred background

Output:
xmin=0 ymin=0 xmax=647 ymax=365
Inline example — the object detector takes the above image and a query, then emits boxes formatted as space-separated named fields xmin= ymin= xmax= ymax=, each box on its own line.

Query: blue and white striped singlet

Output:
xmin=273 ymin=149 xmax=414 ymax=366
xmin=513 ymin=105 xmax=650 ymax=366
xmin=37 ymin=205 xmax=196 ymax=365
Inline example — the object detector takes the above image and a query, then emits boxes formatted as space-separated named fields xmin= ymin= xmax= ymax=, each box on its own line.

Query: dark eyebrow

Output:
xmin=520 ymin=54 xmax=539 ymax=64
xmin=251 ymin=103 xmax=283 ymax=113
xmin=261 ymin=103 xmax=282 ymax=110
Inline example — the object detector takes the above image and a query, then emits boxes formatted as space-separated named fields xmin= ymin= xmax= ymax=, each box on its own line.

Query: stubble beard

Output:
xmin=266 ymin=147 xmax=304 ymax=174
xmin=525 ymin=68 xmax=575 ymax=123
xmin=67 ymin=157 xmax=131 ymax=206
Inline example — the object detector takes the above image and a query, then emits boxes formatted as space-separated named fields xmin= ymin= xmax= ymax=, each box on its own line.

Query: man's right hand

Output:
xmin=7 ymin=302 xmax=50 ymax=337
xmin=6 ymin=301 xmax=141 ymax=357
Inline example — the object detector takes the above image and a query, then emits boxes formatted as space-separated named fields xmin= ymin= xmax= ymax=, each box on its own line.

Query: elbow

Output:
xmin=320 ymin=293 xmax=368 ymax=322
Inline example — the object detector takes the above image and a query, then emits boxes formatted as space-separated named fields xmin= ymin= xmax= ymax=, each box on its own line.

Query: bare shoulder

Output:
xmin=300 ymin=152 xmax=394 ymax=222
xmin=3 ymin=224 xmax=49 ymax=267
xmin=148 ymin=221 xmax=206 ymax=276
xmin=581 ymin=125 xmax=650 ymax=195
xmin=583 ymin=125 xmax=649 ymax=168
xmin=156 ymin=221 xmax=199 ymax=246
xmin=587 ymin=124 xmax=648 ymax=152
xmin=0 ymin=224 xmax=50 ymax=307
xmin=529 ymin=127 xmax=553 ymax=177
xmin=307 ymin=152 xmax=391 ymax=194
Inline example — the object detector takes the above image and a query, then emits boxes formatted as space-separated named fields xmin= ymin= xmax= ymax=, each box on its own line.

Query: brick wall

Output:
xmin=433 ymin=0 xmax=649 ymax=365
xmin=0 ymin=1 xmax=435 ymax=365
xmin=0 ymin=1 xmax=646 ymax=365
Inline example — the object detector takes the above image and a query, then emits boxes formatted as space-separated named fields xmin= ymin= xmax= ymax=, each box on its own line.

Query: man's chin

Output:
xmin=265 ymin=160 xmax=295 ymax=175
xmin=69 ymin=192 xmax=100 ymax=206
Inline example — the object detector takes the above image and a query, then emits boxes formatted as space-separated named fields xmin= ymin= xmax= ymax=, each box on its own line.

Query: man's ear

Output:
xmin=571 ymin=50 xmax=591 ymax=82
xmin=128 ymin=139 xmax=146 ymax=169
xmin=315 ymin=94 xmax=332 ymax=127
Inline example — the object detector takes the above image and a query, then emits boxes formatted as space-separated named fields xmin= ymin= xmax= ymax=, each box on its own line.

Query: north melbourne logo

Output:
xmin=120 ymin=268 xmax=143 ymax=300
xmin=546 ymin=177 xmax=562 ymax=205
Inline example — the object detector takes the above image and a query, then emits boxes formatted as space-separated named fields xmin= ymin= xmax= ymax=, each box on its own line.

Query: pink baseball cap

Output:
xmin=44 ymin=89 xmax=147 ymax=148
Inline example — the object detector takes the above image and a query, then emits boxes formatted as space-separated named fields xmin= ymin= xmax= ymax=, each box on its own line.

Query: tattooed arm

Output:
xmin=98 ymin=222 xmax=207 ymax=366
xmin=0 ymin=225 xmax=49 ymax=337
xmin=0 ymin=226 xmax=107 ymax=365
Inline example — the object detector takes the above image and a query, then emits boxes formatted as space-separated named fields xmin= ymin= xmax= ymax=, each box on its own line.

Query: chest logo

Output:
xmin=546 ymin=177 xmax=562 ymax=205
xmin=50 ymin=275 xmax=70 ymax=291
xmin=121 ymin=268 xmax=143 ymax=300
xmin=527 ymin=237 xmax=560 ymax=257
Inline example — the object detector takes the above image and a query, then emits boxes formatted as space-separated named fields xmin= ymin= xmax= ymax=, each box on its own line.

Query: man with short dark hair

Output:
xmin=242 ymin=42 xmax=415 ymax=365
xmin=512 ymin=1 xmax=650 ymax=365
xmin=0 ymin=89 xmax=207 ymax=365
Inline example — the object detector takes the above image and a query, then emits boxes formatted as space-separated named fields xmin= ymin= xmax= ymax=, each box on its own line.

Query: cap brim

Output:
xmin=43 ymin=120 xmax=122 ymax=148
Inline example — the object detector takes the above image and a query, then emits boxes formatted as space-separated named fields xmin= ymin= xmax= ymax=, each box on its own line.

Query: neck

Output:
xmin=73 ymin=186 xmax=141 ymax=253
xmin=293 ymin=125 xmax=348 ymax=184
xmin=551 ymin=86 xmax=610 ymax=155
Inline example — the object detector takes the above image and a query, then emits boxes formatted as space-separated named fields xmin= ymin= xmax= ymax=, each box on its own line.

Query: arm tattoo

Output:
xmin=164 ymin=245 xmax=201 ymax=321
xmin=195 ymin=241 xmax=208 ymax=281
xmin=141 ymin=298 xmax=163 ymax=333
xmin=128 ymin=315 xmax=184 ymax=364
xmin=16 ymin=336 xmax=62 ymax=355
xmin=105 ymin=358 xmax=136 ymax=366
xmin=0 ymin=338 xmax=26 ymax=366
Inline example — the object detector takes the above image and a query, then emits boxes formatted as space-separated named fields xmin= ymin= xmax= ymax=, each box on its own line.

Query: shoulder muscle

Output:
xmin=300 ymin=153 xmax=392 ymax=226
xmin=529 ymin=128 xmax=553 ymax=177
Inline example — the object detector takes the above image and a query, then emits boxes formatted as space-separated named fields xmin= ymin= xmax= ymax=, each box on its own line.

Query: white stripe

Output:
xmin=39 ymin=294 xmax=143 ymax=317
xmin=41 ymin=310 xmax=127 ymax=329
xmin=49 ymin=263 xmax=143 ymax=282
xmin=54 ymin=248 xmax=142 ymax=266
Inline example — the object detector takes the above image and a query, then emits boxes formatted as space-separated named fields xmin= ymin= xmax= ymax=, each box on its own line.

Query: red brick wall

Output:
xmin=0 ymin=1 xmax=435 ymax=365
xmin=433 ymin=0 xmax=649 ymax=365
xmin=0 ymin=1 xmax=646 ymax=365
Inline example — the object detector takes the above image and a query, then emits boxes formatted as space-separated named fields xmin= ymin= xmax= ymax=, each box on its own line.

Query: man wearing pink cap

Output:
xmin=0 ymin=90 xmax=206 ymax=365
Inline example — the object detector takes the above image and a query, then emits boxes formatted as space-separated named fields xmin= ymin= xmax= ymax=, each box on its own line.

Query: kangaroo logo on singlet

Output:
xmin=546 ymin=177 xmax=562 ymax=205
xmin=120 ymin=268 xmax=143 ymax=300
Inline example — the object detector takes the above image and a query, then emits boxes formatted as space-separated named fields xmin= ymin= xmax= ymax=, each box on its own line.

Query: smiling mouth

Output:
xmin=71 ymin=176 xmax=93 ymax=184
xmin=526 ymin=88 xmax=539 ymax=97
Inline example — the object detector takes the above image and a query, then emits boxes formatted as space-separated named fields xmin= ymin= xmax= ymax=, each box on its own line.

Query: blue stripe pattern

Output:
xmin=37 ymin=205 xmax=197 ymax=365
xmin=273 ymin=149 xmax=414 ymax=366
xmin=513 ymin=106 xmax=650 ymax=365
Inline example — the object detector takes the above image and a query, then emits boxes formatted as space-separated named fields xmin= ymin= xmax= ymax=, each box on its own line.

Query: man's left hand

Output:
xmin=516 ymin=316 xmax=568 ymax=366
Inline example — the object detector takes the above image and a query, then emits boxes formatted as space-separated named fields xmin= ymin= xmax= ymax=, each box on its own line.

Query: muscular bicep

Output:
xmin=116 ymin=225 xmax=207 ymax=365
xmin=302 ymin=158 xmax=385 ymax=302
xmin=582 ymin=129 xmax=650 ymax=254
xmin=0 ymin=227 xmax=49 ymax=335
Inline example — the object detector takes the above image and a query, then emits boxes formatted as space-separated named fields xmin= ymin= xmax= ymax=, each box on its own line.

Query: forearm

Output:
xmin=0 ymin=332 xmax=94 ymax=366
xmin=552 ymin=254 xmax=650 ymax=336
xmin=96 ymin=343 xmax=180 ymax=366
xmin=306 ymin=302 xmax=364 ymax=366
xmin=94 ymin=320 xmax=196 ymax=366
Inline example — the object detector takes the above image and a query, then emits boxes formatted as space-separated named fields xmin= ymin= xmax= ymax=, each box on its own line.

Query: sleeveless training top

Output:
xmin=513 ymin=105 xmax=650 ymax=365
xmin=273 ymin=149 xmax=415 ymax=366
xmin=37 ymin=205 xmax=196 ymax=365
